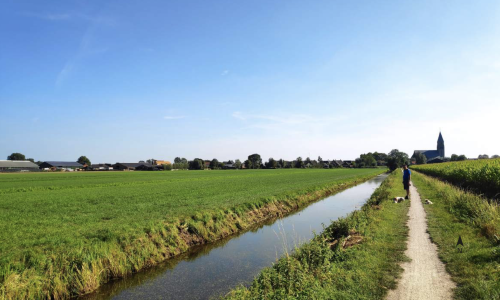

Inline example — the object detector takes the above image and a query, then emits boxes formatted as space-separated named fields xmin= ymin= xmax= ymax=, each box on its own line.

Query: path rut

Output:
xmin=386 ymin=181 xmax=455 ymax=300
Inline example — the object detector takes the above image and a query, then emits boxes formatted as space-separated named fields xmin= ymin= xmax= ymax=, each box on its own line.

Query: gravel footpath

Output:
xmin=386 ymin=182 xmax=455 ymax=300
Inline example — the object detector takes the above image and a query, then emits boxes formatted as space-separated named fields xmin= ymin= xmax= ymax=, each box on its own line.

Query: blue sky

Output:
xmin=1 ymin=0 xmax=500 ymax=163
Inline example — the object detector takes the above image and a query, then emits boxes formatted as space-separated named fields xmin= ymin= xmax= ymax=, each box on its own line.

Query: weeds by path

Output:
xmin=412 ymin=172 xmax=500 ymax=300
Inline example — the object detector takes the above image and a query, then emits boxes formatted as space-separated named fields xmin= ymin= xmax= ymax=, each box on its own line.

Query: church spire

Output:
xmin=437 ymin=131 xmax=445 ymax=158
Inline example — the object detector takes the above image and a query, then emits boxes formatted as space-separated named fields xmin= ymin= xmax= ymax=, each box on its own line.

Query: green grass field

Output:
xmin=0 ymin=168 xmax=384 ymax=299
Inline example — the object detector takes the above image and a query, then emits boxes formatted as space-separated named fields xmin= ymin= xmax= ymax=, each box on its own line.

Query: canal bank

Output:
xmin=226 ymin=170 xmax=410 ymax=299
xmin=83 ymin=173 xmax=392 ymax=300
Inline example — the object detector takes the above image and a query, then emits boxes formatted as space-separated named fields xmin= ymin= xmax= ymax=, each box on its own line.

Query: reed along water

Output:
xmin=82 ymin=174 xmax=388 ymax=300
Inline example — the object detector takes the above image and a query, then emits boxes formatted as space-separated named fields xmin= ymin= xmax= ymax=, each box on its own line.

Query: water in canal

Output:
xmin=83 ymin=174 xmax=388 ymax=300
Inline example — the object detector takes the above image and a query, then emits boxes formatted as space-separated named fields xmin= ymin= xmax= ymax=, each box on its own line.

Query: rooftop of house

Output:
xmin=0 ymin=160 xmax=40 ymax=168
xmin=42 ymin=161 xmax=83 ymax=167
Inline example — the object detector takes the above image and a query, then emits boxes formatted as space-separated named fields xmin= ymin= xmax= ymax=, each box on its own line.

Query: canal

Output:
xmin=83 ymin=174 xmax=388 ymax=300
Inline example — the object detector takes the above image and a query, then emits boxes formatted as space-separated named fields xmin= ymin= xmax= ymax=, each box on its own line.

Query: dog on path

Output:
xmin=394 ymin=197 xmax=405 ymax=203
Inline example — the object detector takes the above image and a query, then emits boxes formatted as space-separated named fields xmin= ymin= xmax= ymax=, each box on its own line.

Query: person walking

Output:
xmin=403 ymin=164 xmax=411 ymax=199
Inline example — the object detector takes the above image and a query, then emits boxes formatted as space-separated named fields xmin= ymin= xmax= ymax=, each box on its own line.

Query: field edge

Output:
xmin=1 ymin=169 xmax=385 ymax=300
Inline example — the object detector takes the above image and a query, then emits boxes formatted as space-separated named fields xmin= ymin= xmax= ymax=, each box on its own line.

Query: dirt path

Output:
xmin=386 ymin=182 xmax=455 ymax=300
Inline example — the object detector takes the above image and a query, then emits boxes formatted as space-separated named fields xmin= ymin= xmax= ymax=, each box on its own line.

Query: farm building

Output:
xmin=39 ymin=161 xmax=83 ymax=170
xmin=113 ymin=162 xmax=154 ymax=171
xmin=89 ymin=164 xmax=114 ymax=171
xmin=0 ymin=160 xmax=40 ymax=172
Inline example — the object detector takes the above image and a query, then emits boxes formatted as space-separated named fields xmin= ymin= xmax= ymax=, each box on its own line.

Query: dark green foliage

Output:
xmin=413 ymin=152 xmax=427 ymax=164
xmin=355 ymin=153 xmax=377 ymax=168
xmin=247 ymin=154 xmax=262 ymax=169
xmin=265 ymin=158 xmax=277 ymax=169
xmin=210 ymin=159 xmax=219 ymax=169
xmin=234 ymin=159 xmax=242 ymax=169
xmin=77 ymin=156 xmax=91 ymax=166
xmin=7 ymin=153 xmax=25 ymax=160
xmin=295 ymin=157 xmax=304 ymax=168
xmin=189 ymin=158 xmax=204 ymax=170
xmin=387 ymin=149 xmax=410 ymax=171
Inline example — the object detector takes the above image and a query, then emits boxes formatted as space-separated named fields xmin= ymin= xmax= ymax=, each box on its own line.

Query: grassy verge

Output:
xmin=0 ymin=169 xmax=384 ymax=299
xmin=224 ymin=170 xmax=410 ymax=300
xmin=411 ymin=171 xmax=500 ymax=299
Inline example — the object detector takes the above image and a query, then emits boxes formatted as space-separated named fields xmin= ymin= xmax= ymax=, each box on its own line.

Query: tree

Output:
xmin=234 ymin=159 xmax=242 ymax=169
xmin=244 ymin=159 xmax=252 ymax=169
xmin=305 ymin=157 xmax=312 ymax=168
xmin=266 ymin=158 xmax=277 ymax=169
xmin=414 ymin=152 xmax=427 ymax=165
xmin=189 ymin=158 xmax=204 ymax=170
xmin=27 ymin=158 xmax=35 ymax=163
xmin=491 ymin=155 xmax=499 ymax=159
xmin=163 ymin=164 xmax=172 ymax=170
xmin=318 ymin=156 xmax=323 ymax=163
xmin=7 ymin=153 xmax=25 ymax=160
xmin=174 ymin=157 xmax=182 ymax=164
xmin=457 ymin=155 xmax=467 ymax=161
xmin=372 ymin=152 xmax=388 ymax=164
xmin=450 ymin=154 xmax=459 ymax=161
xmin=478 ymin=154 xmax=489 ymax=159
xmin=278 ymin=159 xmax=285 ymax=168
xmin=387 ymin=149 xmax=409 ymax=171
xmin=209 ymin=159 xmax=219 ymax=169
xmin=295 ymin=157 xmax=304 ymax=168
xmin=181 ymin=158 xmax=188 ymax=164
xmin=247 ymin=154 xmax=262 ymax=169
xmin=77 ymin=156 xmax=91 ymax=166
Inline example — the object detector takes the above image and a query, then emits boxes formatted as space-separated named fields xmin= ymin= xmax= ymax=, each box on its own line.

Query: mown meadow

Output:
xmin=412 ymin=158 xmax=500 ymax=199
xmin=0 ymin=168 xmax=384 ymax=299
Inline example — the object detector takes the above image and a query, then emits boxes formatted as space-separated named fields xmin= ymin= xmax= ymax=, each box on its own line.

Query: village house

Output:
xmin=39 ymin=161 xmax=83 ymax=171
xmin=89 ymin=164 xmax=114 ymax=171
xmin=113 ymin=162 xmax=154 ymax=171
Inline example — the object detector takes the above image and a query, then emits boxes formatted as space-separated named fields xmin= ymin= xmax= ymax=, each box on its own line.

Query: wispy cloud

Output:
xmin=231 ymin=111 xmax=346 ymax=136
xmin=55 ymin=14 xmax=113 ymax=88
xmin=21 ymin=12 xmax=72 ymax=21
xmin=163 ymin=115 xmax=185 ymax=120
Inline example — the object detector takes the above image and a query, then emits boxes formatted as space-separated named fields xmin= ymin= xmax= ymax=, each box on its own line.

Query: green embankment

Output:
xmin=225 ymin=170 xmax=410 ymax=299
xmin=0 ymin=168 xmax=384 ymax=299
xmin=412 ymin=158 xmax=500 ymax=199
xmin=411 ymin=171 xmax=500 ymax=300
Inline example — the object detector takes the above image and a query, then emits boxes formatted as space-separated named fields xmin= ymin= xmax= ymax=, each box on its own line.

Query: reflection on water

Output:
xmin=81 ymin=174 xmax=388 ymax=300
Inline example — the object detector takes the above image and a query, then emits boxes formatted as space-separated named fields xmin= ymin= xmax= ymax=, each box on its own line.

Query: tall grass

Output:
xmin=412 ymin=158 xmax=500 ymax=199
xmin=412 ymin=171 xmax=500 ymax=244
xmin=412 ymin=172 xmax=500 ymax=299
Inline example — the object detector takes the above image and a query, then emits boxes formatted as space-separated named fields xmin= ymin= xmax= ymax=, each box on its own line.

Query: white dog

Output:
xmin=425 ymin=199 xmax=433 ymax=205
xmin=393 ymin=197 xmax=405 ymax=203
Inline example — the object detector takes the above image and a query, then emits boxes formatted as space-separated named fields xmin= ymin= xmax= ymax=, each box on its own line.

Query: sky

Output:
xmin=1 ymin=0 xmax=500 ymax=163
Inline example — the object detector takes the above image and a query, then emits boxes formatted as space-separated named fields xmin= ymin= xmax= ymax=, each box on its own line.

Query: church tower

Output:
xmin=437 ymin=132 xmax=445 ymax=158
